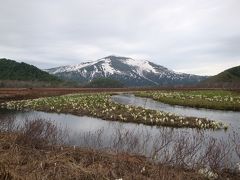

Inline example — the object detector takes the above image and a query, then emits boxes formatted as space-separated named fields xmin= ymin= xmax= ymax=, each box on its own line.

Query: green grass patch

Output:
xmin=134 ymin=90 xmax=240 ymax=111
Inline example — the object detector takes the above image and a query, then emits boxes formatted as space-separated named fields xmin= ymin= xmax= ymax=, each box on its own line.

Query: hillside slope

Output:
xmin=0 ymin=58 xmax=61 ymax=82
xmin=202 ymin=65 xmax=240 ymax=86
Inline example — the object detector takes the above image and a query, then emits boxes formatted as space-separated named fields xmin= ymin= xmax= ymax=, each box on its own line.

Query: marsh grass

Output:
xmin=135 ymin=90 xmax=240 ymax=111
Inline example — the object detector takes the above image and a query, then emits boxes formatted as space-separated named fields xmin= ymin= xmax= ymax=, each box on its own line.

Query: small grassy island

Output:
xmin=135 ymin=90 xmax=240 ymax=111
xmin=2 ymin=93 xmax=227 ymax=130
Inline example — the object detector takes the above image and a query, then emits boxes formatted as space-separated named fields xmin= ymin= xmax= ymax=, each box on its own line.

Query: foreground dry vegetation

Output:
xmin=0 ymin=116 xmax=205 ymax=180
xmin=0 ymin=134 xmax=208 ymax=180
xmin=0 ymin=115 xmax=239 ymax=179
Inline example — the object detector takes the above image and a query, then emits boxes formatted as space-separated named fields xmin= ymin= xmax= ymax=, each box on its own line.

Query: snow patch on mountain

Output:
xmin=101 ymin=58 xmax=122 ymax=76
xmin=50 ymin=59 xmax=103 ymax=74
xmin=123 ymin=58 xmax=157 ymax=74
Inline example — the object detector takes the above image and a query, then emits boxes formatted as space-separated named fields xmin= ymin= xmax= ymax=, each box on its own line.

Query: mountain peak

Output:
xmin=102 ymin=55 xmax=130 ymax=61
xmin=46 ymin=56 xmax=207 ymax=87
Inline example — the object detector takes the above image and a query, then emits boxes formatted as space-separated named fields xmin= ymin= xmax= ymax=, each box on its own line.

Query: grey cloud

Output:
xmin=0 ymin=0 xmax=240 ymax=75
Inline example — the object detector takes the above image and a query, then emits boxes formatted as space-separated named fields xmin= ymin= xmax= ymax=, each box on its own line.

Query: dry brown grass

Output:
xmin=1 ymin=131 xmax=239 ymax=179
xmin=0 ymin=132 xmax=209 ymax=180
xmin=1 ymin=87 xmax=240 ymax=104
xmin=0 ymin=115 xmax=239 ymax=179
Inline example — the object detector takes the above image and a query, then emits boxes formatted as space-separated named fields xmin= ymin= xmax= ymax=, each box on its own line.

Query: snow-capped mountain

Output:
xmin=45 ymin=55 xmax=207 ymax=86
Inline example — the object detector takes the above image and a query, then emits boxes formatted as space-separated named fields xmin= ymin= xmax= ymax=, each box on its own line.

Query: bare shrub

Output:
xmin=15 ymin=118 xmax=68 ymax=149
xmin=150 ymin=128 xmax=174 ymax=163
xmin=0 ymin=114 xmax=17 ymax=133
xmin=232 ymin=131 xmax=240 ymax=159
xmin=71 ymin=125 xmax=240 ymax=174
xmin=201 ymin=138 xmax=232 ymax=171
xmin=80 ymin=128 xmax=104 ymax=149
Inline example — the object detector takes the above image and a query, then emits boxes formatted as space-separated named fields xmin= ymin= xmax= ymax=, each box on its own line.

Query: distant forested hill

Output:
xmin=0 ymin=58 xmax=72 ymax=87
xmin=203 ymin=65 xmax=240 ymax=83
xmin=201 ymin=65 xmax=240 ymax=88
xmin=0 ymin=58 xmax=61 ymax=82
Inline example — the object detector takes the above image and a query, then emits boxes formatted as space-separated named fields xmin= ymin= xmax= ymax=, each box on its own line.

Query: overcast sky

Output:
xmin=0 ymin=0 xmax=240 ymax=75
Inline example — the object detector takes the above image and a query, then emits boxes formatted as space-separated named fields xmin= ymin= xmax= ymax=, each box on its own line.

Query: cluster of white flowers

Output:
xmin=137 ymin=91 xmax=240 ymax=103
xmin=198 ymin=168 xmax=218 ymax=179
xmin=1 ymin=93 xmax=227 ymax=130
xmin=136 ymin=90 xmax=240 ymax=111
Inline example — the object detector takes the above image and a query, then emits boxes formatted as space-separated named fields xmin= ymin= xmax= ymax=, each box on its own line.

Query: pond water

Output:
xmin=1 ymin=94 xmax=240 ymax=168
xmin=112 ymin=94 xmax=240 ymax=127
xmin=112 ymin=94 xmax=240 ymax=135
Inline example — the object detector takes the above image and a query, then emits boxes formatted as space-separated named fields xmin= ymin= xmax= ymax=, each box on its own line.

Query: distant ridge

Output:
xmin=46 ymin=55 xmax=207 ymax=87
xmin=201 ymin=65 xmax=240 ymax=87
xmin=0 ymin=58 xmax=66 ymax=87
xmin=0 ymin=58 xmax=60 ymax=82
